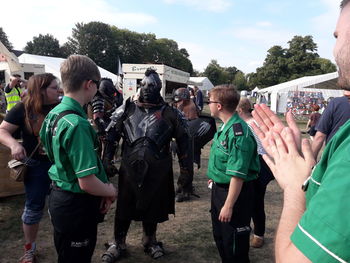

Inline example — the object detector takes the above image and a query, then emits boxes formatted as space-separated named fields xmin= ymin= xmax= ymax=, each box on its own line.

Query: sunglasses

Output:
xmin=208 ymin=100 xmax=220 ymax=104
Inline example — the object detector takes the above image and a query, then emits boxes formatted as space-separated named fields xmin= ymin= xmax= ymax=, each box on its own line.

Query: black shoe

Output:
xmin=175 ymin=192 xmax=190 ymax=202
xmin=101 ymin=243 xmax=126 ymax=263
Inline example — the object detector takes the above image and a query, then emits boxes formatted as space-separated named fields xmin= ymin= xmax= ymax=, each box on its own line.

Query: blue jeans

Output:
xmin=21 ymin=160 xmax=51 ymax=225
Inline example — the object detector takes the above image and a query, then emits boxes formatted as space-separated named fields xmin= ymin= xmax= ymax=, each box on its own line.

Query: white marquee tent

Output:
xmin=18 ymin=53 xmax=118 ymax=83
xmin=188 ymin=77 xmax=214 ymax=91
xmin=257 ymin=72 xmax=343 ymax=113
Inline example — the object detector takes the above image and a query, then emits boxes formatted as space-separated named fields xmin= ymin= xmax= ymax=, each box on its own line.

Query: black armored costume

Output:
xmin=102 ymin=69 xmax=192 ymax=262
xmin=89 ymin=78 xmax=123 ymax=177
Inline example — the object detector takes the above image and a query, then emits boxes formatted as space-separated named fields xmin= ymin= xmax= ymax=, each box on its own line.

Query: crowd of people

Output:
xmin=1 ymin=1 xmax=350 ymax=262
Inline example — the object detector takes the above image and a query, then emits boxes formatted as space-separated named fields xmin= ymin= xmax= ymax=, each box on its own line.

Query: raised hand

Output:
xmin=251 ymin=104 xmax=301 ymax=155
xmin=263 ymin=128 xmax=315 ymax=191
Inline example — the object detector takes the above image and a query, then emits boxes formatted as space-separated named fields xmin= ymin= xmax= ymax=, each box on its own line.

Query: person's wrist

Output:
xmin=283 ymin=188 xmax=305 ymax=212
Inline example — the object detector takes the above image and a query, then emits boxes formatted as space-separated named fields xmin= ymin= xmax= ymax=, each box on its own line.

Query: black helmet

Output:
xmin=139 ymin=68 xmax=162 ymax=104
xmin=99 ymin=78 xmax=116 ymax=101
xmin=173 ymin=88 xmax=190 ymax=102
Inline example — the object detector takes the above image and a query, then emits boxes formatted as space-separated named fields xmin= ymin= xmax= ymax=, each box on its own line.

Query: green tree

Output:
xmin=317 ymin=57 xmax=337 ymax=73
xmin=24 ymin=34 xmax=62 ymax=57
xmin=203 ymin=60 xmax=227 ymax=86
xmin=59 ymin=42 xmax=75 ymax=58
xmin=67 ymin=22 xmax=119 ymax=73
xmin=249 ymin=35 xmax=337 ymax=88
xmin=225 ymin=66 xmax=239 ymax=83
xmin=111 ymin=27 xmax=154 ymax=64
xmin=203 ymin=60 xmax=246 ymax=87
xmin=147 ymin=38 xmax=193 ymax=73
xmin=110 ymin=27 xmax=193 ymax=73
xmin=0 ymin=27 xmax=13 ymax=50
xmin=232 ymin=71 xmax=248 ymax=91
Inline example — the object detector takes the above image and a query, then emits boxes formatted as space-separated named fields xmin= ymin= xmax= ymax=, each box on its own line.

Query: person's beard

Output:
xmin=337 ymin=67 xmax=350 ymax=90
xmin=336 ymin=40 xmax=350 ymax=91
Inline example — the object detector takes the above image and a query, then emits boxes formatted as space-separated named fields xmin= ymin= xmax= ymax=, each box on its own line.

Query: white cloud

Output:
xmin=229 ymin=27 xmax=295 ymax=47
xmin=163 ymin=0 xmax=232 ymax=12
xmin=179 ymin=41 xmax=264 ymax=73
xmin=2 ymin=0 xmax=157 ymax=50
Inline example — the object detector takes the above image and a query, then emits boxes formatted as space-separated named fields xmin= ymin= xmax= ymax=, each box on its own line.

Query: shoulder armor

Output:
xmin=105 ymin=98 xmax=132 ymax=132
xmin=169 ymin=105 xmax=188 ymax=129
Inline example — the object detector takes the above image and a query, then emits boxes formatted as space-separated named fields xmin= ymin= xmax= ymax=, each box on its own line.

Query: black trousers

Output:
xmin=211 ymin=181 xmax=253 ymax=263
xmin=114 ymin=218 xmax=157 ymax=243
xmin=252 ymin=156 xmax=274 ymax=237
xmin=49 ymin=187 xmax=103 ymax=263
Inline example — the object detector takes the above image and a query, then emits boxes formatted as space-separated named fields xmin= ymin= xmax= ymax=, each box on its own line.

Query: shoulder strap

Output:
xmin=51 ymin=110 xmax=81 ymax=135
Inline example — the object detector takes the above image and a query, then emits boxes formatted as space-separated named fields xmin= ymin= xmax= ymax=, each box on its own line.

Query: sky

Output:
xmin=1 ymin=0 xmax=340 ymax=74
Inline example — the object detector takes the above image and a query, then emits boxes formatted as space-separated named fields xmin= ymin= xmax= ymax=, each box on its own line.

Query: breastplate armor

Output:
xmin=123 ymin=105 xmax=173 ymax=151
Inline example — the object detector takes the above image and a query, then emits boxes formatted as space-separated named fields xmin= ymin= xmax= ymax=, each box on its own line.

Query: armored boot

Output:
xmin=142 ymin=234 xmax=164 ymax=260
xmin=101 ymin=242 xmax=126 ymax=263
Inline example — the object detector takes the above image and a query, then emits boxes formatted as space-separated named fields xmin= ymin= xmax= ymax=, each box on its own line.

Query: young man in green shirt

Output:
xmin=207 ymin=85 xmax=259 ymax=263
xmin=251 ymin=2 xmax=350 ymax=262
xmin=40 ymin=55 xmax=117 ymax=263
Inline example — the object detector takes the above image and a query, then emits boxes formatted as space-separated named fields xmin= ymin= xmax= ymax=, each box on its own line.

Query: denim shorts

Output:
xmin=21 ymin=160 xmax=51 ymax=225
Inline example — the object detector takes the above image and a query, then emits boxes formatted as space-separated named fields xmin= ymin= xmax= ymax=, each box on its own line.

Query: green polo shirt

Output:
xmin=291 ymin=120 xmax=350 ymax=263
xmin=207 ymin=113 xmax=259 ymax=184
xmin=40 ymin=96 xmax=108 ymax=193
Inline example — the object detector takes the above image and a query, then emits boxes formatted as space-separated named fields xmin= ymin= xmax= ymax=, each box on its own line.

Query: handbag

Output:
xmin=8 ymin=142 xmax=41 ymax=182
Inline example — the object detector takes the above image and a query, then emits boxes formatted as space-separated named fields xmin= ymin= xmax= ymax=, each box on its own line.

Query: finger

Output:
xmin=283 ymin=127 xmax=299 ymax=156
xmin=262 ymin=154 xmax=276 ymax=175
xmin=301 ymin=139 xmax=316 ymax=168
xmin=103 ymin=201 xmax=112 ymax=213
xmin=252 ymin=108 xmax=269 ymax=133
xmin=272 ymin=132 xmax=287 ymax=155
xmin=260 ymin=104 xmax=284 ymax=131
xmin=250 ymin=121 xmax=266 ymax=142
xmin=265 ymin=132 xmax=279 ymax=158
xmin=285 ymin=110 xmax=302 ymax=147
xmin=100 ymin=199 xmax=105 ymax=209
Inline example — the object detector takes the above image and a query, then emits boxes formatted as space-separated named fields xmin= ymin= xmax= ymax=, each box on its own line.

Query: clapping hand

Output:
xmin=251 ymin=104 xmax=315 ymax=191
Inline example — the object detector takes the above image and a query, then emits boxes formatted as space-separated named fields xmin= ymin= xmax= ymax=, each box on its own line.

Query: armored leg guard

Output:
xmin=144 ymin=242 xmax=164 ymax=259
xmin=101 ymin=242 xmax=126 ymax=263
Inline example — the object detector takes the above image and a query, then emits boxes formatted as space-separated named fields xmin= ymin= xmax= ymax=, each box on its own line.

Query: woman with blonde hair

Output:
xmin=0 ymin=73 xmax=61 ymax=263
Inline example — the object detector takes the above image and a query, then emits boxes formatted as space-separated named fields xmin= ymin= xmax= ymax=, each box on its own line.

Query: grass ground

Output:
xmin=0 ymin=144 xmax=283 ymax=263
xmin=1 ymin=106 xmax=305 ymax=263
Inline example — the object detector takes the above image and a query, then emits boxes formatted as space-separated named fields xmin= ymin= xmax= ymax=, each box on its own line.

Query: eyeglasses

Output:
xmin=48 ymin=85 xmax=60 ymax=91
xmin=208 ymin=100 xmax=220 ymax=104
xmin=89 ymin=79 xmax=100 ymax=87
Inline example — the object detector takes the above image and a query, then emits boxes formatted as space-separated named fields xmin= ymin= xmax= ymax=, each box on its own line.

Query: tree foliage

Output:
xmin=63 ymin=22 xmax=193 ymax=74
xmin=203 ymin=60 xmax=248 ymax=90
xmin=66 ymin=22 xmax=119 ymax=73
xmin=0 ymin=27 xmax=13 ymax=50
xmin=248 ymin=35 xmax=337 ymax=88
xmin=24 ymin=34 xmax=62 ymax=57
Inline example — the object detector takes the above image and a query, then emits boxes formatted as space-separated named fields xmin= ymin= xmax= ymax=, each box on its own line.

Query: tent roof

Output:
xmin=258 ymin=72 xmax=339 ymax=94
xmin=188 ymin=77 xmax=214 ymax=90
xmin=18 ymin=53 xmax=118 ymax=83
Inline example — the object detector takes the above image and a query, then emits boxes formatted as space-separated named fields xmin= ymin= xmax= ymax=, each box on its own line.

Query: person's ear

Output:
xmin=84 ymin=80 xmax=93 ymax=91
xmin=217 ymin=103 xmax=222 ymax=111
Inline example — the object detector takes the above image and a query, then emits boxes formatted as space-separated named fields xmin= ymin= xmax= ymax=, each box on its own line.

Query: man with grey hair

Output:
xmin=251 ymin=1 xmax=350 ymax=262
